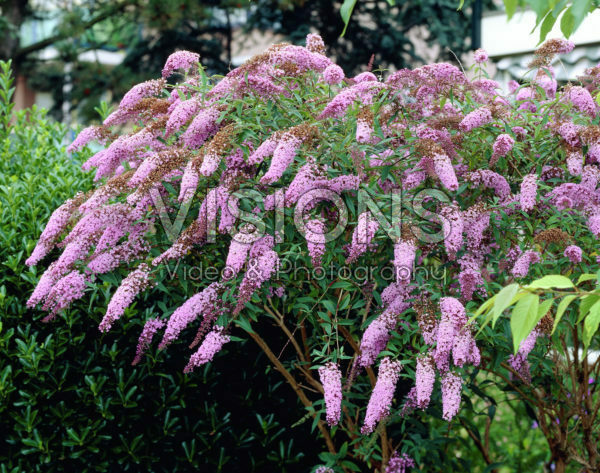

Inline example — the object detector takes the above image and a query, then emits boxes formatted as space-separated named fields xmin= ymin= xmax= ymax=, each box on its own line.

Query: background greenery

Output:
xmin=1 ymin=0 xmax=478 ymax=121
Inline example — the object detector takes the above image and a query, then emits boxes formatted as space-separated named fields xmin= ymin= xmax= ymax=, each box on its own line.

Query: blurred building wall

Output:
xmin=482 ymin=9 xmax=600 ymax=89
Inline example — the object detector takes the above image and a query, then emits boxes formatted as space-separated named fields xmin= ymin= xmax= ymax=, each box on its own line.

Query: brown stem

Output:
xmin=247 ymin=329 xmax=338 ymax=456
xmin=265 ymin=303 xmax=306 ymax=363
xmin=554 ymin=457 xmax=567 ymax=473
xmin=264 ymin=303 xmax=323 ymax=393
xmin=339 ymin=325 xmax=376 ymax=386
xmin=381 ymin=425 xmax=389 ymax=468
xmin=458 ymin=417 xmax=496 ymax=468
xmin=300 ymin=317 xmax=311 ymax=362
xmin=480 ymin=365 xmax=538 ymax=406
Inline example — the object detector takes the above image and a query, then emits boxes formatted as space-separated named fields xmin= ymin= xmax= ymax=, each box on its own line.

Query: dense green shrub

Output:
xmin=0 ymin=60 xmax=317 ymax=472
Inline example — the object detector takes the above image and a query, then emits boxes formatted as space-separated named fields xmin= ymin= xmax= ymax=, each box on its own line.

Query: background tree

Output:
xmin=1 ymin=0 xmax=479 ymax=121
xmin=249 ymin=0 xmax=475 ymax=76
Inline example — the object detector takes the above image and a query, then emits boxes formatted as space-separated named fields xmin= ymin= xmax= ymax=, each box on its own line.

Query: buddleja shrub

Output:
xmin=26 ymin=35 xmax=600 ymax=471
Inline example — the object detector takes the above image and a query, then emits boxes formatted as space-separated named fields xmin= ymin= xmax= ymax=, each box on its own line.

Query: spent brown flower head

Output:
xmin=528 ymin=38 xmax=574 ymax=68
xmin=579 ymin=125 xmax=600 ymax=145
xmin=538 ymin=312 xmax=554 ymax=335
xmin=534 ymin=228 xmax=571 ymax=246
xmin=229 ymin=43 xmax=290 ymax=78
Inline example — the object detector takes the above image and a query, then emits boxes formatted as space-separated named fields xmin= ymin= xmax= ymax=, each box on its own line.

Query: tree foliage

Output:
xmin=1 ymin=0 xmax=476 ymax=121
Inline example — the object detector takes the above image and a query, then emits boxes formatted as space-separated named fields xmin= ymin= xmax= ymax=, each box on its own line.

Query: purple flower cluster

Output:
xmin=508 ymin=328 xmax=540 ymax=382
xmin=415 ymin=355 xmax=435 ymax=408
xmin=318 ymin=362 xmax=342 ymax=426
xmin=159 ymin=282 xmax=222 ymax=350
xmin=459 ymin=107 xmax=492 ymax=132
xmin=323 ymin=64 xmax=345 ymax=85
xmin=511 ymin=250 xmax=541 ymax=278
xmin=233 ymin=237 xmax=280 ymax=316
xmin=25 ymin=194 xmax=83 ymax=266
xmin=306 ymin=219 xmax=327 ymax=268
xmin=441 ymin=204 xmax=464 ymax=258
xmin=385 ymin=452 xmax=416 ymax=473
xmin=468 ymin=169 xmax=511 ymax=199
xmin=99 ymin=264 xmax=152 ymax=332
xmin=67 ymin=126 xmax=109 ymax=153
xmin=119 ymin=79 xmax=165 ymax=110
xmin=184 ymin=326 xmax=230 ymax=373
xmin=441 ymin=371 xmax=462 ymax=421
xmin=162 ymin=50 xmax=200 ymax=78
xmin=260 ymin=133 xmax=302 ymax=184
xmin=394 ymin=239 xmax=417 ymax=282
xmin=346 ymin=212 xmax=379 ymax=264
xmin=564 ymin=245 xmax=582 ymax=263
xmin=491 ymin=133 xmax=515 ymax=163
xmin=362 ymin=357 xmax=402 ymax=433
xmin=564 ymin=86 xmax=597 ymax=117
xmin=409 ymin=298 xmax=478 ymax=418
xmin=520 ymin=173 xmax=538 ymax=212
xmin=133 ymin=318 xmax=165 ymax=365
xmin=358 ymin=310 xmax=397 ymax=367
xmin=473 ymin=48 xmax=488 ymax=64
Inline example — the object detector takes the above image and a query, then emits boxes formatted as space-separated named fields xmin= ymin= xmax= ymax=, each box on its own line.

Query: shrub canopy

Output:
xmin=25 ymin=35 xmax=600 ymax=471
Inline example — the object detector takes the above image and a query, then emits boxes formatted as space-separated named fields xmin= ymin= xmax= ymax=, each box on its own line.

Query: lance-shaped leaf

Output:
xmin=510 ymin=293 xmax=540 ymax=354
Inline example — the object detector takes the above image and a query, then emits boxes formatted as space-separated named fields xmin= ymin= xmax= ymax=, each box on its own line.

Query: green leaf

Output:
xmin=457 ymin=0 xmax=465 ymax=10
xmin=473 ymin=294 xmax=496 ymax=318
xmin=560 ymin=6 xmax=575 ymax=37
xmin=553 ymin=295 xmax=577 ymax=333
xmin=504 ymin=0 xmax=518 ymax=19
xmin=234 ymin=317 xmax=254 ymax=334
xmin=577 ymin=273 xmax=596 ymax=284
xmin=578 ymin=294 xmax=600 ymax=323
xmin=538 ymin=298 xmax=553 ymax=320
xmin=510 ymin=293 xmax=540 ymax=353
xmin=539 ymin=10 xmax=557 ymax=43
xmin=529 ymin=0 xmax=551 ymax=19
xmin=583 ymin=299 xmax=600 ymax=349
xmin=492 ymin=283 xmax=519 ymax=327
xmin=570 ymin=0 xmax=593 ymax=34
xmin=527 ymin=274 xmax=574 ymax=289
xmin=340 ymin=0 xmax=358 ymax=36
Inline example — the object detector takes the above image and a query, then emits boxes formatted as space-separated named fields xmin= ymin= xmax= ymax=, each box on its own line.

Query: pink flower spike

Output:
xmin=441 ymin=371 xmax=462 ymax=421
xmin=385 ymin=452 xmax=416 ymax=473
xmin=473 ymin=48 xmax=488 ymax=64
xmin=132 ymin=318 xmax=165 ymax=365
xmin=520 ymin=174 xmax=538 ymax=212
xmin=459 ymin=107 xmax=491 ymax=132
xmin=184 ymin=326 xmax=230 ymax=372
xmin=564 ymin=245 xmax=582 ymax=263
xmin=323 ymin=64 xmax=345 ymax=85
xmin=511 ymin=250 xmax=541 ymax=278
xmin=99 ymin=264 xmax=152 ymax=332
xmin=318 ymin=362 xmax=342 ymax=426
xmin=162 ymin=50 xmax=200 ymax=78
xmin=159 ymin=282 xmax=222 ymax=349
xmin=362 ymin=357 xmax=403 ymax=434
xmin=415 ymin=354 xmax=435 ymax=409
xmin=260 ymin=133 xmax=301 ymax=184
